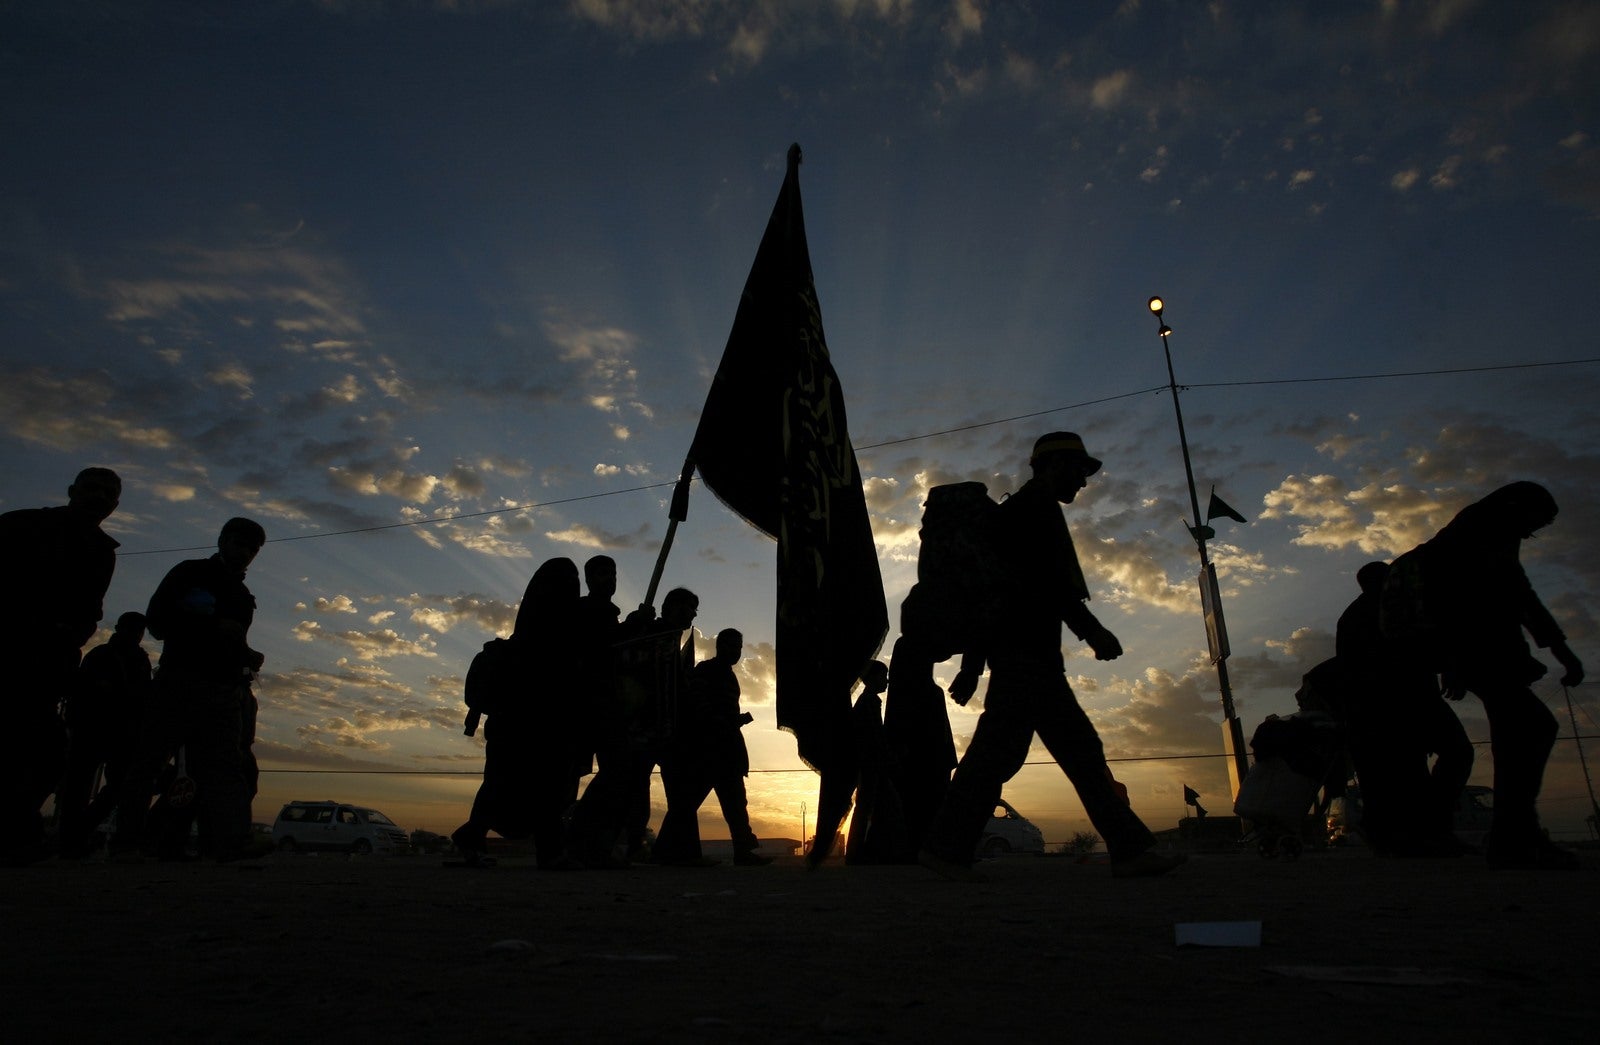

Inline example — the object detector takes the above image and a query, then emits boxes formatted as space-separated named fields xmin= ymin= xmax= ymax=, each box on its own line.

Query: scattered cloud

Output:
xmin=396 ymin=592 xmax=518 ymax=637
xmin=1091 ymin=69 xmax=1134 ymax=110
xmin=292 ymin=619 xmax=440 ymax=661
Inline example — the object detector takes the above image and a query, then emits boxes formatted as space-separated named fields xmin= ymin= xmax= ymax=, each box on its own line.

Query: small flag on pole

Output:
xmin=1206 ymin=487 xmax=1248 ymax=525
xmin=1183 ymin=784 xmax=1208 ymax=819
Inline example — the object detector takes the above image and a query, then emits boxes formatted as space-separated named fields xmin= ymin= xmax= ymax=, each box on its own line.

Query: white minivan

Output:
xmin=271 ymin=800 xmax=409 ymax=854
xmin=977 ymin=799 xmax=1046 ymax=857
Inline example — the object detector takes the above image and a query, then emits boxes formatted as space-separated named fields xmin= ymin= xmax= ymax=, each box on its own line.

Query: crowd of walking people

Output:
xmin=0 ymin=431 xmax=1587 ymax=874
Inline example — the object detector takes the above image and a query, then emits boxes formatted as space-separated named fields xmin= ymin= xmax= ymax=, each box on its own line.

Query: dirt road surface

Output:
xmin=4 ymin=847 xmax=1594 ymax=1042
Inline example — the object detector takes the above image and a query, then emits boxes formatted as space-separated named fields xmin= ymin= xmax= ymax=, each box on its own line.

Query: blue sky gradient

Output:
xmin=4 ymin=0 xmax=1598 ymax=842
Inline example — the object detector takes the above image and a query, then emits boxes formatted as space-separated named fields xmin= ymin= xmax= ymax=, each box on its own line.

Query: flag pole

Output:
xmin=643 ymin=456 xmax=695 ymax=610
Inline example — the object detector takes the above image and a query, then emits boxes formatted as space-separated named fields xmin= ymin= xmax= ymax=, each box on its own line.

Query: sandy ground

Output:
xmin=3 ymin=846 xmax=1595 ymax=1043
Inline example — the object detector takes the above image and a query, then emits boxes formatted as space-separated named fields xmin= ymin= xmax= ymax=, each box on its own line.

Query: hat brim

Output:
xmin=1032 ymin=450 xmax=1102 ymax=475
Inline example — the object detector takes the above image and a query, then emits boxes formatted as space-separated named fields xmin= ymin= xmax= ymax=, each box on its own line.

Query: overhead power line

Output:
xmin=256 ymin=732 xmax=1600 ymax=778
xmin=118 ymin=354 xmax=1600 ymax=557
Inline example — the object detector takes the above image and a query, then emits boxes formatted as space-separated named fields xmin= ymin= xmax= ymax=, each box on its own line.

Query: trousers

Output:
xmin=924 ymin=655 xmax=1154 ymax=864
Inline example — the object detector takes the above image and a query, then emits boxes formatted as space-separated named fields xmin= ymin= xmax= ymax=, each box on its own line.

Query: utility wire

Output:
xmin=257 ymin=736 xmax=1600 ymax=778
xmin=1186 ymin=356 xmax=1600 ymax=390
xmin=116 ymin=355 xmax=1600 ymax=557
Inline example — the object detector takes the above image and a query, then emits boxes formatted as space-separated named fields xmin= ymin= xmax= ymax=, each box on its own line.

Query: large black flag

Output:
xmin=688 ymin=144 xmax=888 ymax=770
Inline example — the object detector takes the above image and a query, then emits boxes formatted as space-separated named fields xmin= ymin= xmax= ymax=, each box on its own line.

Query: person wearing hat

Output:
xmin=920 ymin=432 xmax=1183 ymax=880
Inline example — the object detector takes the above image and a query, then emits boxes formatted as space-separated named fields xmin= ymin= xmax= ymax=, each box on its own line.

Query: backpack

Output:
xmin=1377 ymin=547 xmax=1441 ymax=666
xmin=898 ymin=481 xmax=1004 ymax=661
xmin=462 ymin=637 xmax=520 ymax=737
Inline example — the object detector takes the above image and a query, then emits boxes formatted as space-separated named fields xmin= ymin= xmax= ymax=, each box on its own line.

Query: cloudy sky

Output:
xmin=5 ymin=0 xmax=1598 ymax=846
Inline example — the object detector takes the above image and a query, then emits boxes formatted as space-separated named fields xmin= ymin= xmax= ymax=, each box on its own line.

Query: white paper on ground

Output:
xmin=1175 ymin=921 xmax=1263 ymax=947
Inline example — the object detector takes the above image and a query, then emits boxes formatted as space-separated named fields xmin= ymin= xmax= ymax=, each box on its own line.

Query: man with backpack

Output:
xmin=918 ymin=432 xmax=1183 ymax=881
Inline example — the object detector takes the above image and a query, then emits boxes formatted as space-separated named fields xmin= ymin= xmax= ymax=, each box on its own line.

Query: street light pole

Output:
xmin=1148 ymin=296 xmax=1251 ymax=800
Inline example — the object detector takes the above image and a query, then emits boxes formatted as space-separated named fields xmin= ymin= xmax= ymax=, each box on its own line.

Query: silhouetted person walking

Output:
xmin=111 ymin=517 xmax=268 ymax=862
xmin=1337 ymin=561 xmax=1472 ymax=855
xmin=1385 ymin=481 xmax=1584 ymax=869
xmin=572 ymin=555 xmax=622 ymax=802
xmin=919 ymin=433 xmax=1182 ymax=880
xmin=0 ymin=466 xmax=121 ymax=865
xmin=570 ymin=587 xmax=697 ymax=866
xmin=57 ymin=611 xmax=152 ymax=858
xmin=845 ymin=660 xmax=911 ymax=864
xmin=654 ymin=628 xmax=771 ymax=866
xmin=884 ymin=636 xmax=958 ymax=861
xmin=452 ymin=557 xmax=584 ymax=869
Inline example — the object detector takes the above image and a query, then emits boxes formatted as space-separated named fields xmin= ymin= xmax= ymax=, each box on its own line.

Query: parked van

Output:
xmin=271 ymin=800 xmax=409 ymax=854
xmin=978 ymin=799 xmax=1045 ymax=857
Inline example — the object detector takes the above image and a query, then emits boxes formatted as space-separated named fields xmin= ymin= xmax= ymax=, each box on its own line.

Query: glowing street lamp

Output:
xmin=1148 ymin=296 xmax=1251 ymax=800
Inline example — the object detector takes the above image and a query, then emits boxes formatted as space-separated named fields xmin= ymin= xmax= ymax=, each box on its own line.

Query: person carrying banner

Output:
xmin=569 ymin=587 xmax=699 ymax=866
xmin=919 ymin=433 xmax=1183 ymax=880
xmin=653 ymin=627 xmax=771 ymax=866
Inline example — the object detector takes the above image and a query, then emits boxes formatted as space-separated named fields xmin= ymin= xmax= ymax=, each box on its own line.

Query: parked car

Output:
xmin=271 ymin=800 xmax=409 ymax=854
xmin=977 ymin=799 xmax=1045 ymax=857
xmin=409 ymin=829 xmax=452 ymax=855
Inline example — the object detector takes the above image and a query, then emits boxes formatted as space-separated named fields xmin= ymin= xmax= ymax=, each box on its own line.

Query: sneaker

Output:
xmin=733 ymin=851 xmax=774 ymax=866
xmin=1110 ymin=849 xmax=1187 ymax=879
xmin=917 ymin=849 xmax=987 ymax=883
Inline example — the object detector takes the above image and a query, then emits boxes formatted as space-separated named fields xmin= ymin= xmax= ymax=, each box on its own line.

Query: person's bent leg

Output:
xmin=1478 ymin=684 xmax=1559 ymax=857
xmin=713 ymin=773 xmax=760 ymax=855
xmin=653 ymin=759 xmax=713 ymax=864
xmin=186 ymin=683 xmax=251 ymax=859
xmin=922 ymin=689 xmax=1033 ymax=867
xmin=54 ymin=735 xmax=103 ymax=858
xmin=1420 ymin=695 xmax=1474 ymax=841
xmin=1033 ymin=688 xmax=1156 ymax=861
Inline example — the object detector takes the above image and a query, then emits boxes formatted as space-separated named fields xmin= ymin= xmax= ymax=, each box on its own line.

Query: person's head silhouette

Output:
xmin=1029 ymin=432 xmax=1101 ymax=505
xmin=67 ymin=467 xmax=121 ymax=524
